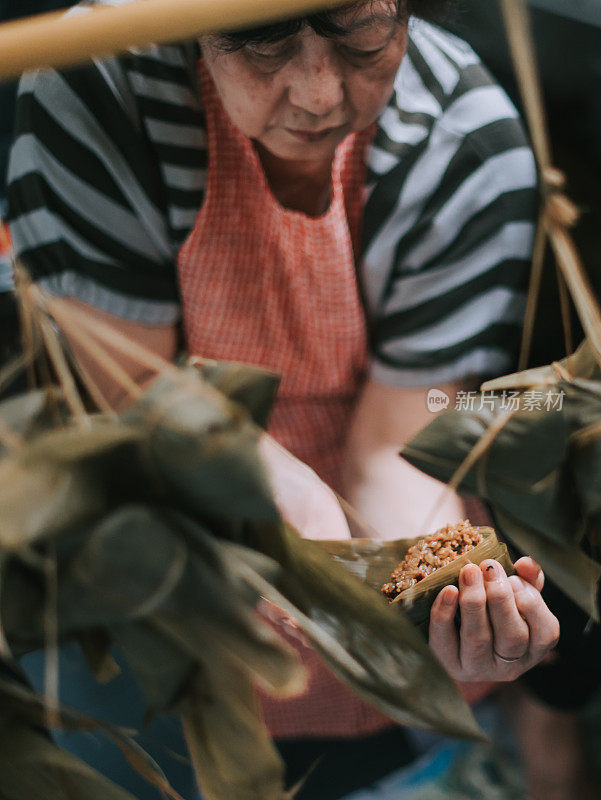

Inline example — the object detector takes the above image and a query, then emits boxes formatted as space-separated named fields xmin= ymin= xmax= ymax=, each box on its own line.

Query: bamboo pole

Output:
xmin=0 ymin=0 xmax=346 ymax=82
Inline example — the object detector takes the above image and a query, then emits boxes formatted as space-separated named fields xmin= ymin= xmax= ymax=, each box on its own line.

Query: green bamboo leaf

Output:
xmin=182 ymin=664 xmax=286 ymax=800
xmin=571 ymin=433 xmax=601 ymax=518
xmin=59 ymin=506 xmax=303 ymax=704
xmin=402 ymin=402 xmax=583 ymax=546
xmin=20 ymin=419 xmax=142 ymax=465
xmin=245 ymin=523 xmax=484 ymax=740
xmin=0 ymin=419 xmax=143 ymax=550
xmin=401 ymin=380 xmax=601 ymax=618
xmin=0 ymin=673 xmax=181 ymax=798
xmin=76 ymin=629 xmax=121 ymax=684
xmin=0 ymin=459 xmax=103 ymax=551
xmin=111 ymin=622 xmax=194 ymax=719
xmin=1 ymin=556 xmax=46 ymax=656
xmin=123 ymin=377 xmax=280 ymax=529
xmin=0 ymin=722 xmax=139 ymax=800
xmin=57 ymin=505 xmax=190 ymax=628
xmin=196 ymin=360 xmax=280 ymax=429
xmin=494 ymin=508 xmax=601 ymax=621
xmin=150 ymin=515 xmax=303 ymax=698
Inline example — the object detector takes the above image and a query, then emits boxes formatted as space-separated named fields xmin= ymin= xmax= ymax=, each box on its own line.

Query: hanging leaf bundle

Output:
xmin=401 ymin=340 xmax=601 ymax=622
xmin=0 ymin=278 xmax=482 ymax=800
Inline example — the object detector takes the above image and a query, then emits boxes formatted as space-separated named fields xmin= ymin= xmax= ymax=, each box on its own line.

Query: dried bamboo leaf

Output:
xmin=548 ymin=228 xmax=601 ymax=368
xmin=0 ymin=389 xmax=48 ymax=437
xmin=482 ymin=338 xmax=601 ymax=391
xmin=35 ymin=313 xmax=88 ymax=425
xmin=182 ymin=664 xmax=285 ymax=800
xmin=0 ymin=388 xmax=74 ymax=460
xmin=316 ymin=528 xmax=513 ymax=632
xmin=0 ymin=0 xmax=350 ymax=80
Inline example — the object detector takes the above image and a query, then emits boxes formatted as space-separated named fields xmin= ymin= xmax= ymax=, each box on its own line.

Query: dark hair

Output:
xmin=215 ymin=0 xmax=454 ymax=51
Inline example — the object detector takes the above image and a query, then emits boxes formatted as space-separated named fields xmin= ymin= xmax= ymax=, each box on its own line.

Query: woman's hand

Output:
xmin=428 ymin=557 xmax=559 ymax=682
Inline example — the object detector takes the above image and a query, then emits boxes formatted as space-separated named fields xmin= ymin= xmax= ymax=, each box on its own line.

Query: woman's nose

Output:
xmin=287 ymin=52 xmax=344 ymax=118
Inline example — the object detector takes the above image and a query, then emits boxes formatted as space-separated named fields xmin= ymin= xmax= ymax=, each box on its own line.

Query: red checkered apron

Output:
xmin=177 ymin=62 xmax=399 ymax=738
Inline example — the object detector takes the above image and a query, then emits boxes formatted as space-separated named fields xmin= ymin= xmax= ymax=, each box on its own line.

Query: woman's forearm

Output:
xmin=341 ymin=443 xmax=464 ymax=539
xmin=340 ymin=378 xmax=473 ymax=539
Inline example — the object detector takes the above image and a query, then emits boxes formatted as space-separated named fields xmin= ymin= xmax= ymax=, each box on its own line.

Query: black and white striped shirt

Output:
xmin=7 ymin=7 xmax=538 ymax=386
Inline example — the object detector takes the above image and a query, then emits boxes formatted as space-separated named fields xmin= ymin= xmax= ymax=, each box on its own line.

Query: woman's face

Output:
xmin=201 ymin=1 xmax=408 ymax=163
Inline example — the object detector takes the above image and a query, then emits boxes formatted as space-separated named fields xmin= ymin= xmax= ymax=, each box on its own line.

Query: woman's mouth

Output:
xmin=285 ymin=127 xmax=340 ymax=142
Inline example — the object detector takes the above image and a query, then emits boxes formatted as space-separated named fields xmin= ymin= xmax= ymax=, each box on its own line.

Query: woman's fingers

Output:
xmin=480 ymin=559 xmax=530 ymax=661
xmin=428 ymin=560 xmax=558 ymax=683
xmin=509 ymin=575 xmax=560 ymax=661
xmin=457 ymin=563 xmax=493 ymax=675
xmin=429 ymin=585 xmax=460 ymax=675
xmin=514 ymin=556 xmax=544 ymax=591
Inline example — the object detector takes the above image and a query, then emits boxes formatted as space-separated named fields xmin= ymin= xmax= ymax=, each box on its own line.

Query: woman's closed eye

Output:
xmin=337 ymin=44 xmax=387 ymax=65
xmin=244 ymin=42 xmax=295 ymax=69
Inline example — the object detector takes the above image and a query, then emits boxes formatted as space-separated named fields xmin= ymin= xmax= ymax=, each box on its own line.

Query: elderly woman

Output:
xmin=8 ymin=0 xmax=559 ymax=797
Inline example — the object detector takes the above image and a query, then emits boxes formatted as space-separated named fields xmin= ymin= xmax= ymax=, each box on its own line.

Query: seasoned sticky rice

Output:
xmin=382 ymin=520 xmax=482 ymax=600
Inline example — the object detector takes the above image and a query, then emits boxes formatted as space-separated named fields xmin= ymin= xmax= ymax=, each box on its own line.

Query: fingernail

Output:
xmin=443 ymin=587 xmax=457 ymax=605
xmin=462 ymin=565 xmax=480 ymax=586
xmin=483 ymin=562 xmax=499 ymax=582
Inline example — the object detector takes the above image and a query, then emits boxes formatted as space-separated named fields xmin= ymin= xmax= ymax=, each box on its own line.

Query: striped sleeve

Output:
xmin=362 ymin=21 xmax=538 ymax=387
xmin=6 ymin=23 xmax=206 ymax=325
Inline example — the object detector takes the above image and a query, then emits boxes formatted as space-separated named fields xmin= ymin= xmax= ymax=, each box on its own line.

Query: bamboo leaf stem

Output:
xmin=35 ymin=314 xmax=90 ymax=425
xmin=40 ymin=299 xmax=143 ymax=402
xmin=0 ymin=0 xmax=347 ymax=81
xmin=44 ymin=296 xmax=179 ymax=378
xmin=500 ymin=0 xmax=601 ymax=367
